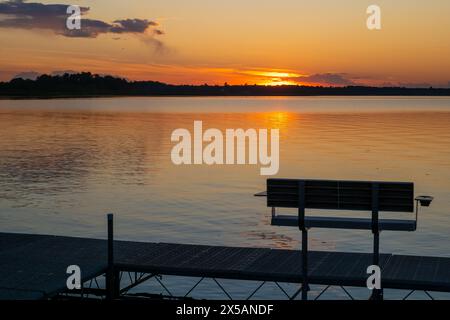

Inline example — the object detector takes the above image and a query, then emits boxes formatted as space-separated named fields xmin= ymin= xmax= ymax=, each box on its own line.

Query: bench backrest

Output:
xmin=267 ymin=179 xmax=414 ymax=213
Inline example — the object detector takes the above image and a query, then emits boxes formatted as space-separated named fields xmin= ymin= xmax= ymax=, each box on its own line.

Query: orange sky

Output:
xmin=1 ymin=0 xmax=450 ymax=87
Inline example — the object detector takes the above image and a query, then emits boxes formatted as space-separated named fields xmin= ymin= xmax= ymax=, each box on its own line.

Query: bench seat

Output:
xmin=272 ymin=215 xmax=417 ymax=231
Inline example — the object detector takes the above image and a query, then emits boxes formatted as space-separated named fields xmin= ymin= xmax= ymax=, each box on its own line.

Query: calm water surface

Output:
xmin=1 ymin=96 xmax=450 ymax=299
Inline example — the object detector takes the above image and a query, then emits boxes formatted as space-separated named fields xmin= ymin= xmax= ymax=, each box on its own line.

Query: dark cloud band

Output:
xmin=297 ymin=73 xmax=357 ymax=86
xmin=0 ymin=0 xmax=162 ymax=38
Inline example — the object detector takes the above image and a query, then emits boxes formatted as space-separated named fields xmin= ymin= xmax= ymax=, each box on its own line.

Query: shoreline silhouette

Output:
xmin=1 ymin=72 xmax=450 ymax=98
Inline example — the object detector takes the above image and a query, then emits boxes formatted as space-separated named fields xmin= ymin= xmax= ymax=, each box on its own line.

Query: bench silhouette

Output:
xmin=257 ymin=178 xmax=433 ymax=300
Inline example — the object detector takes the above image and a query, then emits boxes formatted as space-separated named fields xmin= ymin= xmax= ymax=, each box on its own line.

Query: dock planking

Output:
xmin=0 ymin=233 xmax=107 ymax=299
xmin=383 ymin=255 xmax=450 ymax=292
xmin=1 ymin=232 xmax=450 ymax=300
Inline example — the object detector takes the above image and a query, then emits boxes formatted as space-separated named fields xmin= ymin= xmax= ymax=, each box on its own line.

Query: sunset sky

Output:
xmin=1 ymin=0 xmax=450 ymax=87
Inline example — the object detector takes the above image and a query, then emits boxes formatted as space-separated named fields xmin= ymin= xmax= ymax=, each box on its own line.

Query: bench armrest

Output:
xmin=415 ymin=196 xmax=434 ymax=207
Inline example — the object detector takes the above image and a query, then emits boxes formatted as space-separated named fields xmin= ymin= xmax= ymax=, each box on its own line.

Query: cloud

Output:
xmin=0 ymin=0 xmax=164 ymax=43
xmin=13 ymin=71 xmax=41 ymax=80
xmin=396 ymin=82 xmax=433 ymax=88
xmin=110 ymin=19 xmax=158 ymax=33
xmin=153 ymin=29 xmax=164 ymax=35
xmin=297 ymin=73 xmax=357 ymax=86
xmin=62 ymin=18 xmax=160 ymax=38
xmin=140 ymin=36 xmax=166 ymax=54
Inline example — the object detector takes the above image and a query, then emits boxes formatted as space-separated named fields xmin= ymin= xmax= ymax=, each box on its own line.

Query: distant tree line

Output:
xmin=1 ymin=72 xmax=449 ymax=98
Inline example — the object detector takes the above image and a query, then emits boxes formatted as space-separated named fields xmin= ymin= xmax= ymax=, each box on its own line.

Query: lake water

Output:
xmin=1 ymin=96 xmax=450 ymax=299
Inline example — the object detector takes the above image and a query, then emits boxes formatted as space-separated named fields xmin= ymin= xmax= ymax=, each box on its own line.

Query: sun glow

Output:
xmin=255 ymin=111 xmax=292 ymax=130
xmin=240 ymin=69 xmax=304 ymax=86
xmin=244 ymin=71 xmax=302 ymax=78
xmin=258 ymin=79 xmax=300 ymax=86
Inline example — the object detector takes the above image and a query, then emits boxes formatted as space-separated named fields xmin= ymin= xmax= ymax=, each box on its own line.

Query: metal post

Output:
xmin=371 ymin=232 xmax=383 ymax=299
xmin=371 ymin=185 xmax=383 ymax=300
xmin=297 ymin=181 xmax=308 ymax=301
xmin=301 ymin=229 xmax=308 ymax=301
xmin=371 ymin=184 xmax=380 ymax=265
xmin=106 ymin=213 xmax=115 ymax=300
xmin=373 ymin=233 xmax=379 ymax=266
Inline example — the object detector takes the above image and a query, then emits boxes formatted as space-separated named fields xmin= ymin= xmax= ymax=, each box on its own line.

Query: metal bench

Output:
xmin=257 ymin=178 xmax=433 ymax=300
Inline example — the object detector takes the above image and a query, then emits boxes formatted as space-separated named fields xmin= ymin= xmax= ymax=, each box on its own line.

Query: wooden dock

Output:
xmin=1 ymin=232 xmax=450 ymax=300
